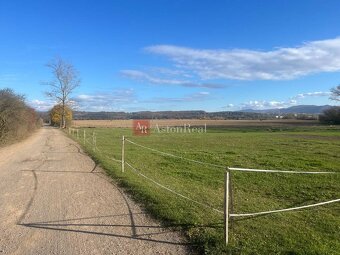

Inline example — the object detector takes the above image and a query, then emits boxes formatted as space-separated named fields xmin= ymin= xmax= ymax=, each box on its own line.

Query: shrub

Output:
xmin=0 ymin=88 xmax=39 ymax=145
xmin=319 ymin=106 xmax=340 ymax=124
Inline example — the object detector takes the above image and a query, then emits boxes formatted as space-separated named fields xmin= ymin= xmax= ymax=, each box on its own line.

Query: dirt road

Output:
xmin=0 ymin=127 xmax=189 ymax=255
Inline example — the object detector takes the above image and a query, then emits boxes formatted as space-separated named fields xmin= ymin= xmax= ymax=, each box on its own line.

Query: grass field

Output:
xmin=69 ymin=124 xmax=340 ymax=255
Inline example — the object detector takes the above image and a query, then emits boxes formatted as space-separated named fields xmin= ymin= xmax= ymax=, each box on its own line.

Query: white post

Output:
xmin=93 ymin=131 xmax=96 ymax=151
xmin=83 ymin=130 xmax=86 ymax=145
xmin=224 ymin=169 xmax=230 ymax=245
xmin=121 ymin=135 xmax=125 ymax=173
xmin=77 ymin=129 xmax=79 ymax=139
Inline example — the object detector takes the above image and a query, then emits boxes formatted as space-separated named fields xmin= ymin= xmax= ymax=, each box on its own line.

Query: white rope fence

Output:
xmin=125 ymin=138 xmax=226 ymax=169
xmin=71 ymin=128 xmax=123 ymax=163
xmin=91 ymin=138 xmax=122 ymax=163
xmin=125 ymin=161 xmax=224 ymax=214
xmin=228 ymin=167 xmax=335 ymax=174
xmin=230 ymin=198 xmax=340 ymax=217
xmin=124 ymin=137 xmax=340 ymax=245
xmin=69 ymin=130 xmax=340 ymax=246
xmin=125 ymin=138 xmax=337 ymax=174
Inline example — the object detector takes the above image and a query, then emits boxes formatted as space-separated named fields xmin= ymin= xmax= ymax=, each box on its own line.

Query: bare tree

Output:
xmin=45 ymin=57 xmax=80 ymax=128
xmin=330 ymin=85 xmax=340 ymax=101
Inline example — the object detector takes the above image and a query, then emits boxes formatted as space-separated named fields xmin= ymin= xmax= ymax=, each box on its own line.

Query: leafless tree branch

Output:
xmin=330 ymin=85 xmax=340 ymax=101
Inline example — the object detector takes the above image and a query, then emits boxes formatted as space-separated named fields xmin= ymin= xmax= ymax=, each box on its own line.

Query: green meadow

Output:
xmin=70 ymin=126 xmax=340 ymax=255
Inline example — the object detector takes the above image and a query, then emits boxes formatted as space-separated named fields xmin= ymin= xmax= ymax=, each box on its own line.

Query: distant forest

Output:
xmin=69 ymin=110 xmax=317 ymax=120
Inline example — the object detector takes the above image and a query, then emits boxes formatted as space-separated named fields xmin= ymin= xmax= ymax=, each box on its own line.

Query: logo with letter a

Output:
xmin=133 ymin=120 xmax=150 ymax=136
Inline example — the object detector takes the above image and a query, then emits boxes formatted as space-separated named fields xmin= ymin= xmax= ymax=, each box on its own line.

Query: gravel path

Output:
xmin=0 ymin=127 xmax=189 ymax=255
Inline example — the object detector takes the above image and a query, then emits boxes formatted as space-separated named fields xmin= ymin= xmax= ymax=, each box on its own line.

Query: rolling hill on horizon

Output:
xmin=240 ymin=105 xmax=332 ymax=114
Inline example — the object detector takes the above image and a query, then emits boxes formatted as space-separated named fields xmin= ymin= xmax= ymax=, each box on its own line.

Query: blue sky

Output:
xmin=1 ymin=0 xmax=340 ymax=112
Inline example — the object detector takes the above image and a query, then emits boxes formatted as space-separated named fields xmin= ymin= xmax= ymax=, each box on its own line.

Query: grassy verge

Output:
xmin=68 ymin=126 xmax=340 ymax=255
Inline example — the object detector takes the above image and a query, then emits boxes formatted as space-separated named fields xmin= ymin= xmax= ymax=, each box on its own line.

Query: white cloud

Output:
xmin=29 ymin=99 xmax=55 ymax=111
xmin=146 ymin=37 xmax=340 ymax=80
xmin=72 ymin=89 xmax=137 ymax=111
xmin=147 ymin=67 xmax=193 ymax=78
xmin=121 ymin=69 xmax=225 ymax=88
xmin=293 ymin=91 xmax=331 ymax=99
xmin=30 ymin=89 xmax=210 ymax=112
xmin=235 ymin=91 xmax=330 ymax=110
xmin=121 ymin=69 xmax=186 ymax=85
xmin=241 ymin=100 xmax=295 ymax=110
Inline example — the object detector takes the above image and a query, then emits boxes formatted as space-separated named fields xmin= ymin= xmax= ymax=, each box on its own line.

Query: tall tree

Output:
xmin=45 ymin=57 xmax=80 ymax=128
xmin=330 ymin=85 xmax=340 ymax=101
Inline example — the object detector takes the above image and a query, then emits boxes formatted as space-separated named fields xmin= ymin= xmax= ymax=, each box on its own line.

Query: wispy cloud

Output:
xmin=29 ymin=99 xmax=56 ymax=111
xmin=146 ymin=37 xmax=340 ymax=80
xmin=30 ymin=90 xmax=211 ymax=111
xmin=227 ymin=91 xmax=331 ymax=110
xmin=144 ymin=91 xmax=211 ymax=104
xmin=121 ymin=70 xmax=186 ymax=85
xmin=121 ymin=69 xmax=226 ymax=89
xmin=292 ymin=91 xmax=331 ymax=99
xmin=240 ymin=100 xmax=297 ymax=110
xmin=0 ymin=74 xmax=18 ymax=83
xmin=146 ymin=67 xmax=193 ymax=78
xmin=72 ymin=89 xmax=137 ymax=111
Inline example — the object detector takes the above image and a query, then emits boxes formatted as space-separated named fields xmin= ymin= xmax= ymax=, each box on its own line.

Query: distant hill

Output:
xmin=240 ymin=105 xmax=332 ymax=114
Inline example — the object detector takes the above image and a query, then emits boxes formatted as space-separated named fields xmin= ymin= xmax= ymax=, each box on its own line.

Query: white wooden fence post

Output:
xmin=93 ymin=131 xmax=96 ymax=151
xmin=83 ymin=130 xmax=86 ymax=145
xmin=121 ymin=136 xmax=125 ymax=173
xmin=224 ymin=168 xmax=230 ymax=245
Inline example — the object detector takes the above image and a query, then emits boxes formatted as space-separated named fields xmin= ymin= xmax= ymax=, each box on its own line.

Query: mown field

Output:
xmin=69 ymin=124 xmax=340 ymax=255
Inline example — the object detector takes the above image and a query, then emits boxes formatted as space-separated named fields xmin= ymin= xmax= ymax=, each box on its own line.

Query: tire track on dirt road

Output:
xmin=0 ymin=127 xmax=190 ymax=255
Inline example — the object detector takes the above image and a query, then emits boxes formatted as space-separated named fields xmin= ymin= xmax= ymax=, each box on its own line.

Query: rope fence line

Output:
xmin=125 ymin=161 xmax=224 ymax=214
xmin=68 ymin=129 xmax=340 ymax=246
xmin=230 ymin=198 xmax=340 ymax=217
xmin=126 ymin=138 xmax=338 ymax=174
xmin=228 ymin=167 xmax=336 ymax=174
xmin=72 ymin=129 xmax=122 ymax=163
xmin=90 ymin=137 xmax=122 ymax=163
xmin=125 ymin=138 xmax=226 ymax=169
xmin=96 ymin=145 xmax=122 ymax=163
